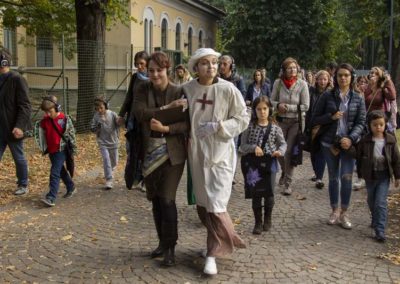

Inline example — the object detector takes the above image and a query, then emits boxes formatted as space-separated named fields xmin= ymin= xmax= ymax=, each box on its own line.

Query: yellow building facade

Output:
xmin=0 ymin=0 xmax=223 ymax=90
xmin=109 ymin=0 xmax=223 ymax=56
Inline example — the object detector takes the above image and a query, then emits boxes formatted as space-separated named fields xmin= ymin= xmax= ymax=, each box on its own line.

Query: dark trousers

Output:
xmin=311 ymin=148 xmax=326 ymax=180
xmin=152 ymin=197 xmax=178 ymax=249
xmin=252 ymin=196 xmax=275 ymax=209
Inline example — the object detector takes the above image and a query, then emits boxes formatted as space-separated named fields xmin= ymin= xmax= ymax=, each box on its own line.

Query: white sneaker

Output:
xmin=105 ymin=179 xmax=113 ymax=190
xmin=353 ymin=178 xmax=365 ymax=190
xmin=203 ymin=256 xmax=217 ymax=275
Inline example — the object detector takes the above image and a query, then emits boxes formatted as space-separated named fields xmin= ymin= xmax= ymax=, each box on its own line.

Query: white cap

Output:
xmin=188 ymin=48 xmax=221 ymax=73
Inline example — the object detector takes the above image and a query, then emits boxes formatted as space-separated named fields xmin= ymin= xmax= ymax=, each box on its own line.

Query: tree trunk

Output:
xmin=75 ymin=0 xmax=106 ymax=132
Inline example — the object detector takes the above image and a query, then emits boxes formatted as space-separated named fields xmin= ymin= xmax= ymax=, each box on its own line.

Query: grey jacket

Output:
xmin=90 ymin=110 xmax=120 ymax=148
xmin=271 ymin=79 xmax=309 ymax=119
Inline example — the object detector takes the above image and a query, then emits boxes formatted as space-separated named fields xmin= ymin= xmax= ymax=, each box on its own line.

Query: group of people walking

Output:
xmin=1 ymin=44 xmax=399 ymax=277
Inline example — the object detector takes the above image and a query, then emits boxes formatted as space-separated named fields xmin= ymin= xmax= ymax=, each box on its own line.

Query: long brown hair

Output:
xmin=253 ymin=69 xmax=265 ymax=85
xmin=251 ymin=95 xmax=275 ymax=124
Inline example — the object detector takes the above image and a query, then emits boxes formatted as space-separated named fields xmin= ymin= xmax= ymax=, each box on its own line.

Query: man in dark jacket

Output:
xmin=219 ymin=55 xmax=246 ymax=99
xmin=0 ymin=48 xmax=32 ymax=195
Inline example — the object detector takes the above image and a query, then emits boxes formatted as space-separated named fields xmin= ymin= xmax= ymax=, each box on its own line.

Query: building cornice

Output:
xmin=180 ymin=0 xmax=225 ymax=19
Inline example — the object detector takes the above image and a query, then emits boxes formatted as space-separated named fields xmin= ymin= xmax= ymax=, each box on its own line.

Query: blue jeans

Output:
xmin=366 ymin=178 xmax=390 ymax=235
xmin=0 ymin=137 xmax=28 ymax=187
xmin=311 ymin=148 xmax=326 ymax=180
xmin=322 ymin=146 xmax=355 ymax=209
xmin=47 ymin=150 xmax=74 ymax=201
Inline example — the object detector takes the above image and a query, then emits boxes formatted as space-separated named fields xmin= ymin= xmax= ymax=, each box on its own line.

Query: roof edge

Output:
xmin=181 ymin=0 xmax=226 ymax=18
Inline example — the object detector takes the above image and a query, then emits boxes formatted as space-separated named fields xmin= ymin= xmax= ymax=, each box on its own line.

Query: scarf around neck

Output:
xmin=137 ymin=71 xmax=148 ymax=81
xmin=283 ymin=77 xmax=297 ymax=89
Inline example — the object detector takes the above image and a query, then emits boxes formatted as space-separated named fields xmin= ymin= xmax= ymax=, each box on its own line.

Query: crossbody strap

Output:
xmin=367 ymin=90 xmax=378 ymax=113
xmin=50 ymin=117 xmax=68 ymax=143
xmin=260 ymin=123 xmax=273 ymax=151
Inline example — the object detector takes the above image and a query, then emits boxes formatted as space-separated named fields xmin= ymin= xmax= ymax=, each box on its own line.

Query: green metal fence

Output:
xmin=5 ymin=32 xmax=148 ymax=132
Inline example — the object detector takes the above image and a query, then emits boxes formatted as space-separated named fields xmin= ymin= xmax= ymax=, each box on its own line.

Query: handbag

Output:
xmin=50 ymin=117 xmax=75 ymax=178
xmin=290 ymin=105 xmax=306 ymax=166
xmin=241 ymin=123 xmax=274 ymax=199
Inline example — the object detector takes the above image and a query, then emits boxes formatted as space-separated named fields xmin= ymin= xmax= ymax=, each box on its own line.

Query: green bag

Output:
xmin=186 ymin=163 xmax=196 ymax=205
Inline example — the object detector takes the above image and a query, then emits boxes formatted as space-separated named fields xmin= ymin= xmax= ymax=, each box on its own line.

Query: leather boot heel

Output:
xmin=151 ymin=243 xmax=164 ymax=258
xmin=162 ymin=247 xmax=176 ymax=266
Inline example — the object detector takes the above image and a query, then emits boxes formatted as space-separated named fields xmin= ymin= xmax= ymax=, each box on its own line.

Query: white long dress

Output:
xmin=183 ymin=78 xmax=250 ymax=213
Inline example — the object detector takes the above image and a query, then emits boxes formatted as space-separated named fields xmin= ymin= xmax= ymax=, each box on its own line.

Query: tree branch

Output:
xmin=0 ymin=0 xmax=23 ymax=7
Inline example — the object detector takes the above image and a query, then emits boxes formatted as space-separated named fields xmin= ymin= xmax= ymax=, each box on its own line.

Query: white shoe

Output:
xmin=353 ymin=178 xmax=365 ymax=190
xmin=203 ymin=256 xmax=217 ymax=275
xmin=105 ymin=179 xmax=113 ymax=190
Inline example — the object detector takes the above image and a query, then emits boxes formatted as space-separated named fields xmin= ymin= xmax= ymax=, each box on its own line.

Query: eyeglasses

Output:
xmin=337 ymin=73 xmax=351 ymax=78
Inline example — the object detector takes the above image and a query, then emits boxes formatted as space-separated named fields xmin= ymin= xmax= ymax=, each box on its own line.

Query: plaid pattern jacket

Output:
xmin=34 ymin=115 xmax=77 ymax=155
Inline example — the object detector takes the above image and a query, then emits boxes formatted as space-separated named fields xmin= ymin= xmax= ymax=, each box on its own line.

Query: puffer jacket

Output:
xmin=311 ymin=89 xmax=366 ymax=145
xmin=356 ymin=132 xmax=400 ymax=181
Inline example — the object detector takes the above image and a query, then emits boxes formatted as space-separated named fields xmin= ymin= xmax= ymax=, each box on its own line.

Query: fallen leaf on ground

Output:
xmin=295 ymin=193 xmax=306 ymax=200
xmin=61 ymin=235 xmax=73 ymax=241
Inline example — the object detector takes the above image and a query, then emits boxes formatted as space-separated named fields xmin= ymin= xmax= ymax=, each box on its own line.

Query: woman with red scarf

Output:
xmin=271 ymin=57 xmax=310 ymax=195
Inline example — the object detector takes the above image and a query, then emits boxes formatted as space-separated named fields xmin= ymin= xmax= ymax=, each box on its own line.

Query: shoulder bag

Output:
xmin=290 ymin=105 xmax=307 ymax=166
xmin=241 ymin=123 xmax=274 ymax=199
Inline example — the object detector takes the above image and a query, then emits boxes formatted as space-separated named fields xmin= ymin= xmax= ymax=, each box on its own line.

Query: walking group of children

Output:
xmin=34 ymin=95 xmax=122 ymax=207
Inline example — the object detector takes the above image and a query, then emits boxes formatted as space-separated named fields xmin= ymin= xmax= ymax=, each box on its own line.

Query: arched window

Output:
xmin=161 ymin=18 xmax=168 ymax=49
xmin=198 ymin=30 xmax=203 ymax=48
xmin=149 ymin=20 xmax=153 ymax=52
xmin=144 ymin=19 xmax=148 ymax=53
xmin=143 ymin=7 xmax=155 ymax=53
xmin=188 ymin=27 xmax=193 ymax=56
xmin=175 ymin=23 xmax=181 ymax=51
